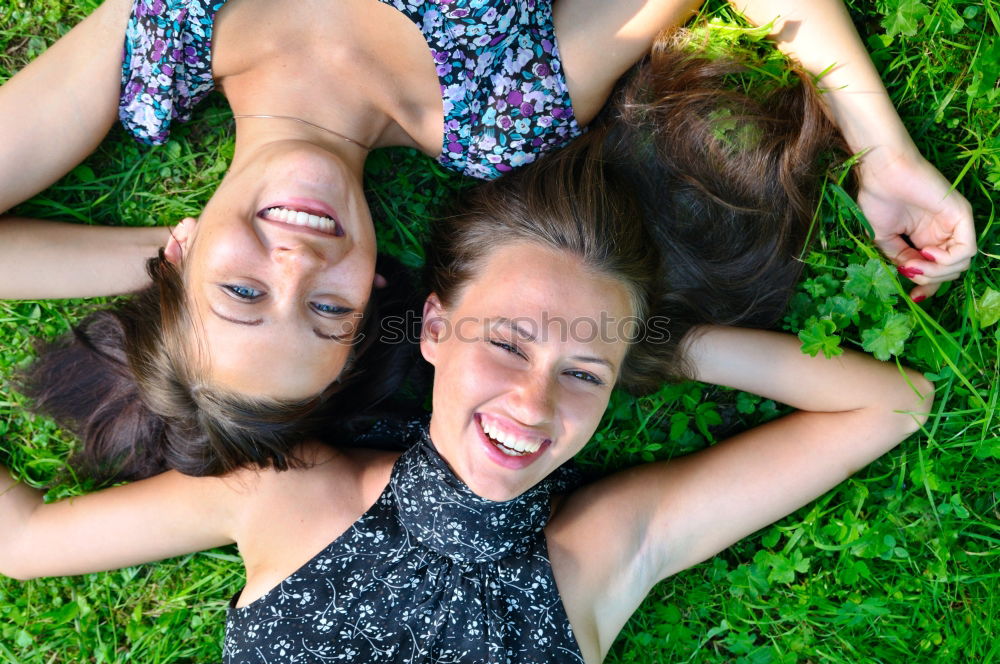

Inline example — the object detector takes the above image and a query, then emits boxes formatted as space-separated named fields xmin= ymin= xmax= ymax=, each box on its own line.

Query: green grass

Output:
xmin=1 ymin=0 xmax=998 ymax=662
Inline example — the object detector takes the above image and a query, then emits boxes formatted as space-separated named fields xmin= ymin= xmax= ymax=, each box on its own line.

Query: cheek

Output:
xmin=337 ymin=252 xmax=377 ymax=300
xmin=559 ymin=389 xmax=610 ymax=443
xmin=436 ymin=343 xmax=505 ymax=407
xmin=190 ymin=226 xmax=262 ymax=276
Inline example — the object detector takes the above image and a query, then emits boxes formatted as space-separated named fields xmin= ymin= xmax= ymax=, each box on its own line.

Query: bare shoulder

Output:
xmin=238 ymin=442 xmax=399 ymax=515
xmin=553 ymin=0 xmax=699 ymax=126
xmin=230 ymin=443 xmax=400 ymax=607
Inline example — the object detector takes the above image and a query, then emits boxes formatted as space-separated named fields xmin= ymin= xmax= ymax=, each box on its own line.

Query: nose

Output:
xmin=271 ymin=241 xmax=327 ymax=273
xmin=509 ymin=370 xmax=557 ymax=427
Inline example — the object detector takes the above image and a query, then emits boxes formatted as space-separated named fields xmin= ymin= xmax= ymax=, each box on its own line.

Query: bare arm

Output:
xmin=0 ymin=0 xmax=132 ymax=214
xmin=0 ymin=463 xmax=244 ymax=581
xmin=648 ymin=327 xmax=932 ymax=577
xmin=0 ymin=219 xmax=170 ymax=298
xmin=551 ymin=328 xmax=932 ymax=654
xmin=0 ymin=0 xmax=165 ymax=299
xmin=552 ymin=0 xmax=702 ymax=126
xmin=729 ymin=0 xmax=975 ymax=298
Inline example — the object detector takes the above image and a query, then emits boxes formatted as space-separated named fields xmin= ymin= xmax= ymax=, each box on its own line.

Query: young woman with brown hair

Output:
xmin=0 ymin=128 xmax=933 ymax=662
xmin=0 ymin=0 xmax=971 ymax=479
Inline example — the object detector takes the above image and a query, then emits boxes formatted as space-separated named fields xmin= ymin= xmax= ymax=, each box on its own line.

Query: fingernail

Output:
xmin=919 ymin=250 xmax=936 ymax=263
xmin=912 ymin=294 xmax=927 ymax=303
xmin=898 ymin=266 xmax=923 ymax=278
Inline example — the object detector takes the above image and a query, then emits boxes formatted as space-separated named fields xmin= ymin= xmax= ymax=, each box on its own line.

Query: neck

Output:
xmin=229 ymin=116 xmax=370 ymax=180
xmin=212 ymin=0 xmax=442 ymax=155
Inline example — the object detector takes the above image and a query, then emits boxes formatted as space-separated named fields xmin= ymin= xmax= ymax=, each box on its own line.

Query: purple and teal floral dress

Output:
xmin=119 ymin=0 xmax=583 ymax=180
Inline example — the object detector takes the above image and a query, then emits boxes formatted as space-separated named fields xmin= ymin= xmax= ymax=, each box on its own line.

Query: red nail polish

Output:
xmin=898 ymin=266 xmax=923 ymax=278
xmin=919 ymin=250 xmax=936 ymax=263
xmin=912 ymin=294 xmax=927 ymax=303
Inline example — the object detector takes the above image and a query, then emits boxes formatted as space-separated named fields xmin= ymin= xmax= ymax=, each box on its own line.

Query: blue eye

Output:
xmin=223 ymin=284 xmax=263 ymax=300
xmin=311 ymin=302 xmax=352 ymax=316
xmin=565 ymin=370 xmax=604 ymax=386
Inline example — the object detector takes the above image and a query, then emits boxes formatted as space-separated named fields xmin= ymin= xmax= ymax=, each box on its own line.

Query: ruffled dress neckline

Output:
xmin=391 ymin=432 xmax=576 ymax=564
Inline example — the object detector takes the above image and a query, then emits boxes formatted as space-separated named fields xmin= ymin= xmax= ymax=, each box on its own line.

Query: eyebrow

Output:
xmin=495 ymin=317 xmax=537 ymax=343
xmin=571 ymin=355 xmax=616 ymax=371
xmin=494 ymin=318 xmax=617 ymax=371
xmin=210 ymin=308 xmax=352 ymax=343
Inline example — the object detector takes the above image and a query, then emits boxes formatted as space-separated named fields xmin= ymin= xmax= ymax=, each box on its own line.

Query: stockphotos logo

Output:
xmin=342 ymin=312 xmax=672 ymax=346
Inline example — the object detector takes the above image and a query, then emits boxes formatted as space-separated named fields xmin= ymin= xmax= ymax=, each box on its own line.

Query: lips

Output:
xmin=257 ymin=199 xmax=344 ymax=236
xmin=475 ymin=413 xmax=551 ymax=470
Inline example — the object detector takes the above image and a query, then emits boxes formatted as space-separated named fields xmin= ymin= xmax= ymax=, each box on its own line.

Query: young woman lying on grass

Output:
xmin=0 ymin=0 xmax=973 ymax=477
xmin=0 ymin=133 xmax=934 ymax=664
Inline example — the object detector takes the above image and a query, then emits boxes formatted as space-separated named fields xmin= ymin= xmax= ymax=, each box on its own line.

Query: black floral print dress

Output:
xmin=223 ymin=428 xmax=585 ymax=663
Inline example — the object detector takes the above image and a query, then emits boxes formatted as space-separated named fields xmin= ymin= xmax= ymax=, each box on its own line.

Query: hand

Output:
xmin=856 ymin=149 xmax=976 ymax=301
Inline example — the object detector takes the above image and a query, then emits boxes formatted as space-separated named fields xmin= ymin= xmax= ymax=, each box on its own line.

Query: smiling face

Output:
xmin=167 ymin=140 xmax=377 ymax=400
xmin=421 ymin=242 xmax=635 ymax=502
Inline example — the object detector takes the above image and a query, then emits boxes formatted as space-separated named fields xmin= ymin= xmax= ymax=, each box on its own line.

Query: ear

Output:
xmin=164 ymin=216 xmax=198 ymax=265
xmin=419 ymin=293 xmax=447 ymax=366
xmin=373 ymin=273 xmax=387 ymax=289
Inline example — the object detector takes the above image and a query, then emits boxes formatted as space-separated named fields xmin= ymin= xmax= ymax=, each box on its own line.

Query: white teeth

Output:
xmin=264 ymin=207 xmax=338 ymax=234
xmin=479 ymin=417 xmax=543 ymax=456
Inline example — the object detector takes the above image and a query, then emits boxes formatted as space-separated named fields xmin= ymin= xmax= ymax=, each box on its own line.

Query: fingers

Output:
xmin=877 ymin=231 xmax=974 ymax=299
xmin=914 ymin=234 xmax=976 ymax=273
xmin=908 ymin=282 xmax=939 ymax=303
xmin=910 ymin=193 xmax=977 ymax=270
xmin=876 ymin=245 xmax=956 ymax=303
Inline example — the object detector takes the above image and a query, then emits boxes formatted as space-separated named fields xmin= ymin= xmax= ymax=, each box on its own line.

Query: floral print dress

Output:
xmin=119 ymin=0 xmax=583 ymax=180
xmin=222 ymin=427 xmax=584 ymax=663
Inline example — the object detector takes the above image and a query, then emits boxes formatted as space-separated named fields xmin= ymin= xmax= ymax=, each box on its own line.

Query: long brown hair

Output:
xmin=426 ymin=32 xmax=845 ymax=393
xmin=607 ymin=30 xmax=846 ymax=329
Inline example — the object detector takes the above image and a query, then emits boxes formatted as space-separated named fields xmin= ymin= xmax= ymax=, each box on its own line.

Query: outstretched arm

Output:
xmin=647 ymin=327 xmax=932 ymax=577
xmin=0 ymin=219 xmax=170 ymax=299
xmin=551 ymin=328 xmax=932 ymax=653
xmin=0 ymin=462 xmax=242 ymax=581
xmin=729 ymin=0 xmax=976 ymax=299
xmin=0 ymin=0 xmax=131 ymax=214
xmin=0 ymin=0 xmax=166 ymax=299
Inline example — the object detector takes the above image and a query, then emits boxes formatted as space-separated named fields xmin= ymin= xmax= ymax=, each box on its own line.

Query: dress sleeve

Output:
xmin=118 ymin=0 xmax=225 ymax=145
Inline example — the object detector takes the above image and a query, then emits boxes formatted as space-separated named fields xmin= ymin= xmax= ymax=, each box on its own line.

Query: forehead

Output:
xmin=197 ymin=318 xmax=352 ymax=399
xmin=461 ymin=241 xmax=632 ymax=305
xmin=452 ymin=242 xmax=635 ymax=357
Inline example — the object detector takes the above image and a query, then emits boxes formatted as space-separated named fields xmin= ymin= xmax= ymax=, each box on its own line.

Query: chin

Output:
xmin=467 ymin=476 xmax=528 ymax=503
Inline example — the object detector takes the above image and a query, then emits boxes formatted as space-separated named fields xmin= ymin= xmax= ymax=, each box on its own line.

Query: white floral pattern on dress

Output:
xmin=223 ymin=425 xmax=584 ymax=663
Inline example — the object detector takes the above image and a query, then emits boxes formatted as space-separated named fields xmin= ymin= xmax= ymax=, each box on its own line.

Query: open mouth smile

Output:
xmin=475 ymin=413 xmax=551 ymax=469
xmin=258 ymin=204 xmax=344 ymax=236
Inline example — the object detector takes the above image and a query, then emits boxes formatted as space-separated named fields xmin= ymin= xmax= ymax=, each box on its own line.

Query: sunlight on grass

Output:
xmin=0 ymin=0 xmax=996 ymax=662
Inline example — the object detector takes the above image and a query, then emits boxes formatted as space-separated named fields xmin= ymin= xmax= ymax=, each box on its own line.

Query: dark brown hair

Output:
xmin=426 ymin=32 xmax=845 ymax=394
xmin=23 ymin=252 xmax=420 ymax=483
xmin=606 ymin=30 xmax=846 ymax=329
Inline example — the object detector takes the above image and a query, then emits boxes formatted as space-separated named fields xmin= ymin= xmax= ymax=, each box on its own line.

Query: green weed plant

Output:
xmin=0 ymin=0 xmax=996 ymax=662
